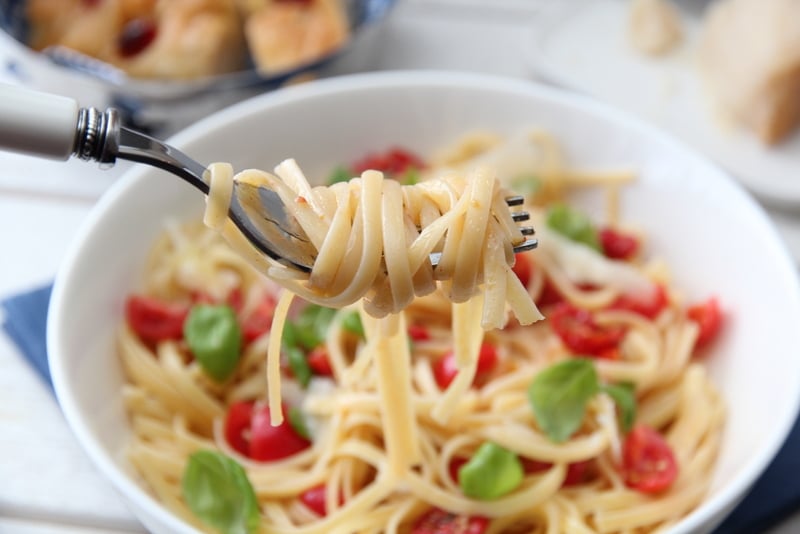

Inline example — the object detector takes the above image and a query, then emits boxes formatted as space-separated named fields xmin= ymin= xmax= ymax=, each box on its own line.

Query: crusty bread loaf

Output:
xmin=244 ymin=0 xmax=348 ymax=73
xmin=700 ymin=0 xmax=800 ymax=144
xmin=27 ymin=0 xmax=247 ymax=80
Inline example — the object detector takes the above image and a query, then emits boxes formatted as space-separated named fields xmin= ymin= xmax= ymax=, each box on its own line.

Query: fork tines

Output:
xmin=503 ymin=196 xmax=537 ymax=253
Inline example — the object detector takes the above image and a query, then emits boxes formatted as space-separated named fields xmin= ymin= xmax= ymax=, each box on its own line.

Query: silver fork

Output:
xmin=0 ymin=85 xmax=537 ymax=272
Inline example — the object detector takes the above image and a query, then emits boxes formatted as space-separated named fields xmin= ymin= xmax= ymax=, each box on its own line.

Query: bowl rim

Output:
xmin=47 ymin=69 xmax=800 ymax=534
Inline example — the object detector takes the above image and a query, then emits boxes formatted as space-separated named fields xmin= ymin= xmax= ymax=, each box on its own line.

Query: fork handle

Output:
xmin=0 ymin=84 xmax=119 ymax=163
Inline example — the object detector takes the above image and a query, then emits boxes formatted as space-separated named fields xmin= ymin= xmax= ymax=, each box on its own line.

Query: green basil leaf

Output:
xmin=184 ymin=304 xmax=242 ymax=382
xmin=459 ymin=442 xmax=524 ymax=500
xmin=282 ymin=321 xmax=298 ymax=349
xmin=399 ymin=168 xmax=421 ymax=185
xmin=292 ymin=305 xmax=337 ymax=350
xmin=288 ymin=406 xmax=311 ymax=440
xmin=327 ymin=166 xmax=351 ymax=185
xmin=182 ymin=450 xmax=259 ymax=534
xmin=602 ymin=382 xmax=637 ymax=433
xmin=546 ymin=203 xmax=601 ymax=251
xmin=528 ymin=359 xmax=600 ymax=442
xmin=341 ymin=310 xmax=365 ymax=338
xmin=286 ymin=346 xmax=312 ymax=388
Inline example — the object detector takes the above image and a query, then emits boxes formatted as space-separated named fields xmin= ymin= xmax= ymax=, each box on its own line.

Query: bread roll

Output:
xmin=700 ymin=0 xmax=800 ymax=144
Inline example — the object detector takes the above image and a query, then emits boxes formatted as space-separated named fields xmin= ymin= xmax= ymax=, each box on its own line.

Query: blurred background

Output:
xmin=1 ymin=0 xmax=799 ymax=532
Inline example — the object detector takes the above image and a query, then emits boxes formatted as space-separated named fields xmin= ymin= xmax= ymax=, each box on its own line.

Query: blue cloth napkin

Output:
xmin=2 ymin=284 xmax=53 ymax=390
xmin=2 ymin=283 xmax=799 ymax=533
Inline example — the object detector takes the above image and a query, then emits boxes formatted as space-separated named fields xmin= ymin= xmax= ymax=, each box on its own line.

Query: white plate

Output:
xmin=529 ymin=0 xmax=800 ymax=208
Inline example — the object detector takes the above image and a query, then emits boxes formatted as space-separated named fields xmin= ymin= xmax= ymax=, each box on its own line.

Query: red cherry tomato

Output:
xmin=511 ymin=252 xmax=533 ymax=287
xmin=521 ymin=458 xmax=592 ymax=487
xmin=351 ymin=147 xmax=426 ymax=176
xmin=599 ymin=227 xmax=639 ymax=260
xmin=224 ymin=401 xmax=310 ymax=461
xmin=241 ymin=294 xmax=277 ymax=344
xmin=191 ymin=288 xmax=243 ymax=312
xmin=307 ymin=346 xmax=334 ymax=376
xmin=520 ymin=457 xmax=550 ymax=474
xmin=125 ymin=295 xmax=188 ymax=344
xmin=433 ymin=343 xmax=498 ymax=389
xmin=299 ymin=484 xmax=344 ymax=517
xmin=622 ymin=425 xmax=678 ymax=493
xmin=562 ymin=460 xmax=592 ymax=486
xmin=408 ymin=324 xmax=431 ymax=341
xmin=448 ymin=457 xmax=468 ymax=483
xmin=596 ymin=347 xmax=622 ymax=360
xmin=250 ymin=404 xmax=311 ymax=461
xmin=226 ymin=288 xmax=244 ymax=313
xmin=300 ymin=484 xmax=327 ymax=516
xmin=223 ymin=401 xmax=254 ymax=456
xmin=548 ymin=302 xmax=625 ymax=356
xmin=411 ymin=508 xmax=489 ymax=534
xmin=687 ymin=297 xmax=723 ymax=349
xmin=536 ymin=278 xmax=565 ymax=308
xmin=609 ymin=285 xmax=668 ymax=319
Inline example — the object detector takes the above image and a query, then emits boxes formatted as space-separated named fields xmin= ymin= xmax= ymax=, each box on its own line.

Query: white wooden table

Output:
xmin=1 ymin=1 xmax=799 ymax=532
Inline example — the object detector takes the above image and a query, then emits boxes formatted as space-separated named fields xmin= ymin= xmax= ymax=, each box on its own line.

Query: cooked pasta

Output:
xmin=119 ymin=130 xmax=724 ymax=534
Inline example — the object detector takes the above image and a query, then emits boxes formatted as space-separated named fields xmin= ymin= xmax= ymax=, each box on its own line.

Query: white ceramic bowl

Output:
xmin=48 ymin=71 xmax=800 ymax=534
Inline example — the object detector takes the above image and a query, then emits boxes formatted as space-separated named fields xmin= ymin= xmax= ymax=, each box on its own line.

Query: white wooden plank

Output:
xmin=0 ymin=154 xmax=126 ymax=202
xmin=0 ymin=196 xmax=141 ymax=527
xmin=0 ymin=196 xmax=91 ymax=297
xmin=0 ymin=332 xmax=142 ymax=528
xmin=0 ymin=517 xmax=143 ymax=534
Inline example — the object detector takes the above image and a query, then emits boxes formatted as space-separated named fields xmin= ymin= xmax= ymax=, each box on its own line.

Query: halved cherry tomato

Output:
xmin=307 ymin=346 xmax=334 ymax=376
xmin=408 ymin=324 xmax=431 ymax=341
xmin=241 ymin=294 xmax=277 ymax=344
xmin=250 ymin=403 xmax=311 ymax=461
xmin=351 ymin=147 xmax=426 ymax=176
xmin=548 ymin=302 xmax=625 ymax=356
xmin=224 ymin=401 xmax=310 ymax=461
xmin=609 ymin=285 xmax=668 ymax=319
xmin=191 ymin=287 xmax=244 ymax=312
xmin=411 ymin=508 xmax=489 ymax=534
xmin=687 ymin=297 xmax=723 ymax=349
xmin=299 ymin=484 xmax=343 ymax=517
xmin=521 ymin=458 xmax=593 ymax=487
xmin=433 ymin=343 xmax=498 ymax=389
xmin=520 ymin=457 xmax=550 ymax=474
xmin=226 ymin=288 xmax=244 ymax=313
xmin=300 ymin=485 xmax=327 ymax=516
xmin=448 ymin=457 xmax=468 ymax=483
xmin=622 ymin=424 xmax=678 ymax=493
xmin=125 ymin=295 xmax=189 ymax=344
xmin=535 ymin=278 xmax=566 ymax=308
xmin=596 ymin=347 xmax=622 ymax=360
xmin=599 ymin=227 xmax=639 ymax=260
xmin=562 ymin=460 xmax=592 ymax=486
xmin=223 ymin=401 xmax=254 ymax=456
xmin=511 ymin=252 xmax=533 ymax=288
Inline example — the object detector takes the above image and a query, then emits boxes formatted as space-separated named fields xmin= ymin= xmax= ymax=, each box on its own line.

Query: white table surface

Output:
xmin=1 ymin=1 xmax=799 ymax=532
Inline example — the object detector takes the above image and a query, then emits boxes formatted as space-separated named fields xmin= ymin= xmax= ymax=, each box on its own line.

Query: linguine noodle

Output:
xmin=119 ymin=130 xmax=724 ymax=533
